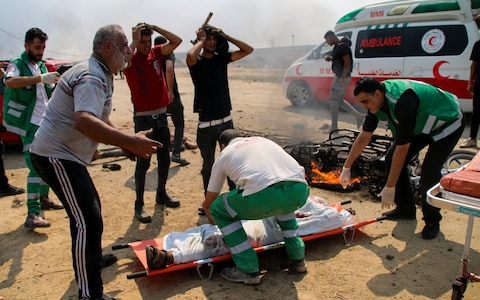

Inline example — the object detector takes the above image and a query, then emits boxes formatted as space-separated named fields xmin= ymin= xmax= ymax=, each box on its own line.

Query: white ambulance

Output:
xmin=282 ymin=0 xmax=480 ymax=112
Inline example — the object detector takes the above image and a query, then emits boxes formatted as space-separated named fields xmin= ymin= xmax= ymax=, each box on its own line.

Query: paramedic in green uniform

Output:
xmin=340 ymin=77 xmax=464 ymax=239
xmin=203 ymin=129 xmax=309 ymax=285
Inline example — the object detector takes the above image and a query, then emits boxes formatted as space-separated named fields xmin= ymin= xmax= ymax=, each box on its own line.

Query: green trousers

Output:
xmin=21 ymin=125 xmax=49 ymax=214
xmin=210 ymin=181 xmax=309 ymax=274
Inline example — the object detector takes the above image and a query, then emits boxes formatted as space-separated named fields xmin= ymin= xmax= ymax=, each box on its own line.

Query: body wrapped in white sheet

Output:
xmin=164 ymin=196 xmax=353 ymax=264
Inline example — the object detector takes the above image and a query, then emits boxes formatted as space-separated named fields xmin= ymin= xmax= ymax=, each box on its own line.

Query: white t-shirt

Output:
xmin=207 ymin=137 xmax=307 ymax=196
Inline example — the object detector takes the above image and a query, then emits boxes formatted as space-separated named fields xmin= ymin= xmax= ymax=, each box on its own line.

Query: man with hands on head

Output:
xmin=123 ymin=23 xmax=182 ymax=223
xmin=340 ymin=77 xmax=464 ymax=240
xmin=186 ymin=24 xmax=253 ymax=198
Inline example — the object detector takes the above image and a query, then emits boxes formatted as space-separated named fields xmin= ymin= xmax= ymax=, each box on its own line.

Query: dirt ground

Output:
xmin=1 ymin=67 xmax=480 ymax=300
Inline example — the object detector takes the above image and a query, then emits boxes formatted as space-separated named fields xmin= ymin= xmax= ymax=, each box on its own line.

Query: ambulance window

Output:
xmin=355 ymin=25 xmax=467 ymax=58
xmin=388 ymin=5 xmax=410 ymax=16
xmin=412 ymin=1 xmax=460 ymax=13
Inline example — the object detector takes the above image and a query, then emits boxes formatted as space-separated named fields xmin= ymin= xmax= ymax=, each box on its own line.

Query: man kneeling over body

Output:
xmin=148 ymin=129 xmax=310 ymax=285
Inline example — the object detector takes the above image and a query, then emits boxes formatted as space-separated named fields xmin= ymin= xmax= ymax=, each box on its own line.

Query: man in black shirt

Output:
xmin=186 ymin=25 xmax=253 ymax=195
xmin=324 ymin=30 xmax=364 ymax=131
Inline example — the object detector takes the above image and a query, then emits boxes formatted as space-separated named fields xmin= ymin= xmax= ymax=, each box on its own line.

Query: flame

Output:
xmin=310 ymin=161 xmax=361 ymax=185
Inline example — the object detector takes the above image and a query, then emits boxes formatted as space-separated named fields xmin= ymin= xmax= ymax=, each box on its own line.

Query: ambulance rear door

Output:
xmin=401 ymin=21 xmax=472 ymax=104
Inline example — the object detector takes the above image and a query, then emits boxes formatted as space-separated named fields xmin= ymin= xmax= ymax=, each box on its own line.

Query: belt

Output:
xmin=198 ymin=115 xmax=232 ymax=129
xmin=136 ymin=113 xmax=166 ymax=120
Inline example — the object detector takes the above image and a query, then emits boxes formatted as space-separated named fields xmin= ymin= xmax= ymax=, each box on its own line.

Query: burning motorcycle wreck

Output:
xmin=284 ymin=129 xmax=393 ymax=198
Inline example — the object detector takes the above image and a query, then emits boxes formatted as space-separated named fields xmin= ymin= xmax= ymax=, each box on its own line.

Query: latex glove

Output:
xmin=379 ymin=186 xmax=395 ymax=209
xmin=40 ymin=72 xmax=60 ymax=84
xmin=339 ymin=167 xmax=351 ymax=189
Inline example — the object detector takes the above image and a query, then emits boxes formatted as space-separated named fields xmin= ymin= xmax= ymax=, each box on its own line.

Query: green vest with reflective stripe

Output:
xmin=374 ymin=80 xmax=462 ymax=141
xmin=3 ymin=52 xmax=52 ymax=137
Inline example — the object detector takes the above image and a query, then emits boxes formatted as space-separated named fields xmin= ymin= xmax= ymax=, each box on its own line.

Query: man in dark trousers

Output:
xmin=123 ymin=23 xmax=182 ymax=223
xmin=340 ymin=77 xmax=464 ymax=239
xmin=324 ymin=30 xmax=364 ymax=131
xmin=154 ymin=35 xmax=190 ymax=166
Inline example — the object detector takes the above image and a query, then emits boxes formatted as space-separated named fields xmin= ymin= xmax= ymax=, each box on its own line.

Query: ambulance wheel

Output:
xmin=288 ymin=81 xmax=313 ymax=106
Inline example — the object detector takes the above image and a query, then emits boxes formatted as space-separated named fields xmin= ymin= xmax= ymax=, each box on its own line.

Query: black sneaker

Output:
xmin=135 ymin=206 xmax=152 ymax=223
xmin=171 ymin=153 xmax=190 ymax=166
xmin=382 ymin=208 xmax=416 ymax=220
xmin=156 ymin=194 xmax=180 ymax=208
xmin=0 ymin=184 xmax=25 ymax=197
xmin=101 ymin=254 xmax=117 ymax=268
xmin=421 ymin=223 xmax=440 ymax=240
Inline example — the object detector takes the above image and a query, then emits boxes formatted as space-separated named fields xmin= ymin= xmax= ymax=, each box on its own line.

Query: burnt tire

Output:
xmin=288 ymin=81 xmax=313 ymax=107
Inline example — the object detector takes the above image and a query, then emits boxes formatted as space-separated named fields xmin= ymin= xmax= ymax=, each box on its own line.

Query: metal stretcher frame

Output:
xmin=113 ymin=201 xmax=386 ymax=280
xmin=427 ymin=183 xmax=480 ymax=299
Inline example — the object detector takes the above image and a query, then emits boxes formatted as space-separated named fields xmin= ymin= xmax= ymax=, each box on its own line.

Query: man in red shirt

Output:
xmin=123 ymin=23 xmax=182 ymax=223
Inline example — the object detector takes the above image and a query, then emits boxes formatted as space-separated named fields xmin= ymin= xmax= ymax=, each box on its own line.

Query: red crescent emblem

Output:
xmin=296 ymin=64 xmax=303 ymax=76
xmin=428 ymin=36 xmax=436 ymax=47
xmin=433 ymin=60 xmax=450 ymax=80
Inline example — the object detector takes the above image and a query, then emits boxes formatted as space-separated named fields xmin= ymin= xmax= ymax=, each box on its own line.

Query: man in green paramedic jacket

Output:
xmin=3 ymin=28 xmax=63 ymax=228
xmin=340 ymin=77 xmax=464 ymax=239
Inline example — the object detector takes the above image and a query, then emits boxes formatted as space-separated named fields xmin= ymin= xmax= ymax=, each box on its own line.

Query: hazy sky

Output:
xmin=0 ymin=0 xmax=383 ymax=61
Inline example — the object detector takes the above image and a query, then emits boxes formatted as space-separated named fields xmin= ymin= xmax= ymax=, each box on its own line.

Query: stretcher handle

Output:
xmin=340 ymin=200 xmax=352 ymax=205
xmin=112 ymin=243 xmax=130 ymax=250
xmin=127 ymin=271 xmax=148 ymax=279
xmin=376 ymin=215 xmax=387 ymax=221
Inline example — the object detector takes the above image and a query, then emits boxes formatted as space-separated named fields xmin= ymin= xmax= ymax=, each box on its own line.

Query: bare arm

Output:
xmin=203 ymin=191 xmax=220 ymax=224
xmin=149 ymin=25 xmax=182 ymax=57
xmin=219 ymin=29 xmax=254 ymax=62
xmin=186 ymin=27 xmax=206 ymax=67
xmin=165 ymin=59 xmax=175 ymax=102
xmin=5 ymin=74 xmax=42 ymax=89
xmin=385 ymin=143 xmax=410 ymax=188
xmin=74 ymin=111 xmax=162 ymax=158
xmin=343 ymin=130 xmax=373 ymax=168
xmin=468 ymin=61 xmax=477 ymax=95
xmin=124 ymin=24 xmax=142 ymax=70
xmin=341 ymin=53 xmax=351 ymax=79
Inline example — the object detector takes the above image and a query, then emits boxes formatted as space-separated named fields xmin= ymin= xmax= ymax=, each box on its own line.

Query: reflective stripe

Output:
xmin=229 ymin=240 xmax=252 ymax=255
xmin=3 ymin=123 xmax=26 ymax=137
xmin=282 ymin=229 xmax=298 ymax=238
xmin=7 ymin=101 xmax=26 ymax=110
xmin=277 ymin=213 xmax=295 ymax=222
xmin=23 ymin=143 xmax=32 ymax=152
xmin=7 ymin=108 xmax=22 ymax=118
xmin=221 ymin=221 xmax=243 ymax=236
xmin=27 ymin=176 xmax=43 ymax=184
xmin=422 ymin=115 xmax=436 ymax=134
xmin=432 ymin=113 xmax=463 ymax=142
xmin=222 ymin=193 xmax=238 ymax=218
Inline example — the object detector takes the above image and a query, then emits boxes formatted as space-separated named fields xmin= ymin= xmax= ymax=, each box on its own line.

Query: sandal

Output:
xmin=145 ymin=245 xmax=171 ymax=269
xmin=198 ymin=207 xmax=206 ymax=215
xmin=102 ymin=163 xmax=121 ymax=171
xmin=101 ymin=253 xmax=117 ymax=268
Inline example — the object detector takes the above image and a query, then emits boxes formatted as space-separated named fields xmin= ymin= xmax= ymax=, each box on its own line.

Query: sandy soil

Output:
xmin=1 ymin=68 xmax=480 ymax=300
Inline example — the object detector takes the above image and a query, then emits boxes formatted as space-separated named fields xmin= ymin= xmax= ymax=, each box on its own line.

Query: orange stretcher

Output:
xmin=427 ymin=151 xmax=480 ymax=299
xmin=113 ymin=200 xmax=386 ymax=280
